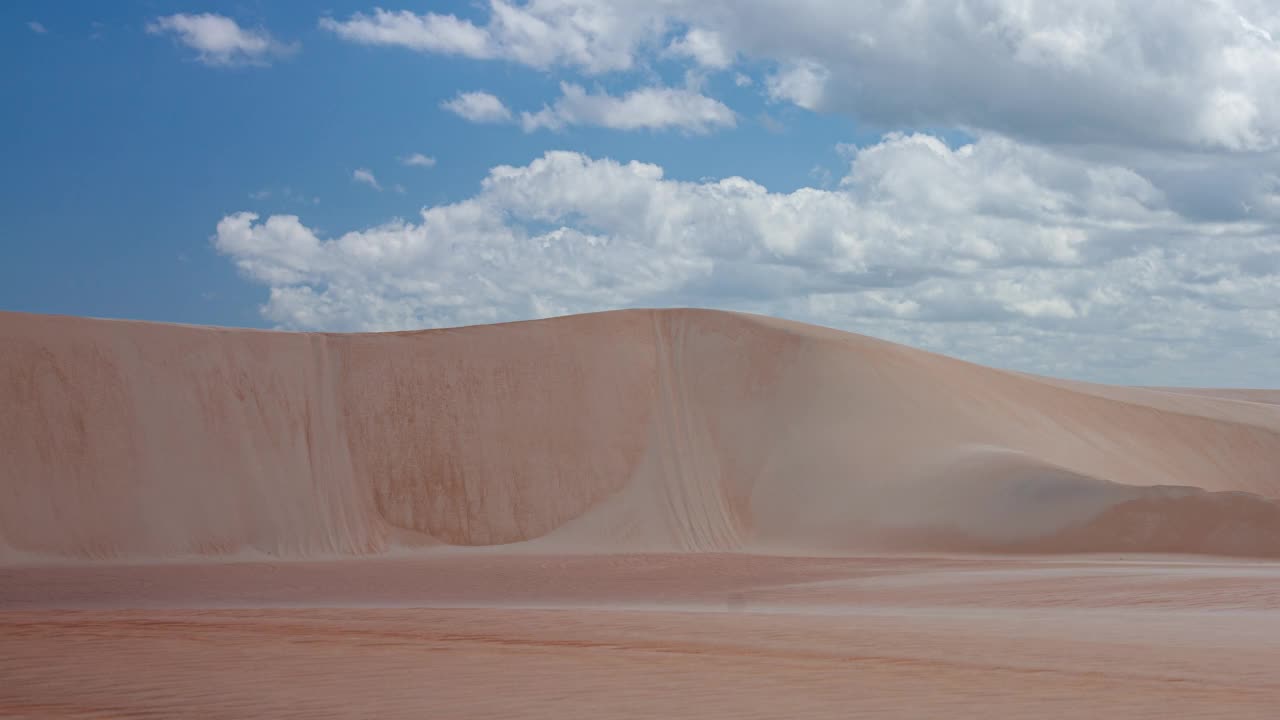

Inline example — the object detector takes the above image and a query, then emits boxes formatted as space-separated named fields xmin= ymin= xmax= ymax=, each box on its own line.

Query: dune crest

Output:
xmin=2 ymin=308 xmax=1278 ymax=562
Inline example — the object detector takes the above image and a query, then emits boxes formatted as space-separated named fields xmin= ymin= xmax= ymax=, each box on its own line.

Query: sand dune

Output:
xmin=5 ymin=307 xmax=1280 ymax=717
xmin=2 ymin=308 xmax=1279 ymax=561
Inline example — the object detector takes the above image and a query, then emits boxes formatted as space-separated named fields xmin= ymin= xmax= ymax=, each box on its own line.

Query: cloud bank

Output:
xmin=211 ymin=1 xmax=1280 ymax=385
xmin=215 ymin=134 xmax=1280 ymax=384
xmin=323 ymin=1 xmax=1280 ymax=151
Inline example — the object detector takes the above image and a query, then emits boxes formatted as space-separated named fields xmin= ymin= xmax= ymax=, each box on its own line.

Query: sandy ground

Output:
xmin=4 ymin=310 xmax=1280 ymax=716
xmin=3 ymin=552 xmax=1279 ymax=718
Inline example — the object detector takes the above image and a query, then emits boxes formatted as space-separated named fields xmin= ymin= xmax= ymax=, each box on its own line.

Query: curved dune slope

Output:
xmin=2 ymin=308 xmax=1279 ymax=561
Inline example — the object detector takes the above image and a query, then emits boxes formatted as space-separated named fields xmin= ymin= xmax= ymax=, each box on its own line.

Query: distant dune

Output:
xmin=2 ymin=308 xmax=1279 ymax=562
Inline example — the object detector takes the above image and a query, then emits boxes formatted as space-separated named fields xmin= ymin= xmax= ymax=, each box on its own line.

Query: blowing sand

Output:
xmin=2 ymin=308 xmax=1279 ymax=717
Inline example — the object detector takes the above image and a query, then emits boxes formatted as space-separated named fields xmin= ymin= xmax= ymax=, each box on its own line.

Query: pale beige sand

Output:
xmin=3 ymin=554 xmax=1280 ymax=718
xmin=3 ymin=308 xmax=1279 ymax=560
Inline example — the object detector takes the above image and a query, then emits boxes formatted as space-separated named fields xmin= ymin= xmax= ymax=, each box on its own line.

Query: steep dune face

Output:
xmin=0 ymin=314 xmax=377 ymax=559
xmin=339 ymin=311 xmax=661 ymax=546
xmin=1 ymin=308 xmax=1278 ymax=561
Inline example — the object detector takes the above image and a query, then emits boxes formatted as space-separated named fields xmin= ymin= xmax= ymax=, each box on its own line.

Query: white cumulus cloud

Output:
xmin=667 ymin=28 xmax=733 ymax=69
xmin=203 ymin=1 xmax=1280 ymax=384
xmin=328 ymin=1 xmax=1280 ymax=152
xmin=214 ymin=134 xmax=1280 ymax=385
xmin=765 ymin=60 xmax=829 ymax=111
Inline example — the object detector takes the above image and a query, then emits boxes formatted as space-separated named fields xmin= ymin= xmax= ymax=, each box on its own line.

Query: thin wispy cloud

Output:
xmin=400 ymin=153 xmax=437 ymax=168
xmin=248 ymin=186 xmax=319 ymax=205
xmin=27 ymin=21 xmax=47 ymax=34
xmin=441 ymin=91 xmax=513 ymax=123
xmin=520 ymin=83 xmax=736 ymax=134
xmin=320 ymin=5 xmax=653 ymax=74
xmin=146 ymin=13 xmax=296 ymax=67
xmin=352 ymin=168 xmax=381 ymax=191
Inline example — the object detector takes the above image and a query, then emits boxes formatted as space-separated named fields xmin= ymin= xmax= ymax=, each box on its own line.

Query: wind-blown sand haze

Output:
xmin=2 ymin=308 xmax=1279 ymax=717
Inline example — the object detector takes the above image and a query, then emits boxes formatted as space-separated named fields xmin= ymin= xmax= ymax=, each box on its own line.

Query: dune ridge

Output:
xmin=2 ymin=308 xmax=1279 ymax=562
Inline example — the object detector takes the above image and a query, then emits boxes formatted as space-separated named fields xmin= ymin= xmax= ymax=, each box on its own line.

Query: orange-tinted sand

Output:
xmin=2 ymin=309 xmax=1278 ymax=717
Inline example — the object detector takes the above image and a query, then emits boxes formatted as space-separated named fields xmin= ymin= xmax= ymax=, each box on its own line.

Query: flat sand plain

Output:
xmin=4 ymin=552 xmax=1279 ymax=718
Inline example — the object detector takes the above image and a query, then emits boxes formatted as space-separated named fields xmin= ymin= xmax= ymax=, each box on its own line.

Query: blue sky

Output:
xmin=4 ymin=1 xmax=881 ymax=328
xmin=4 ymin=1 xmax=1280 ymax=385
